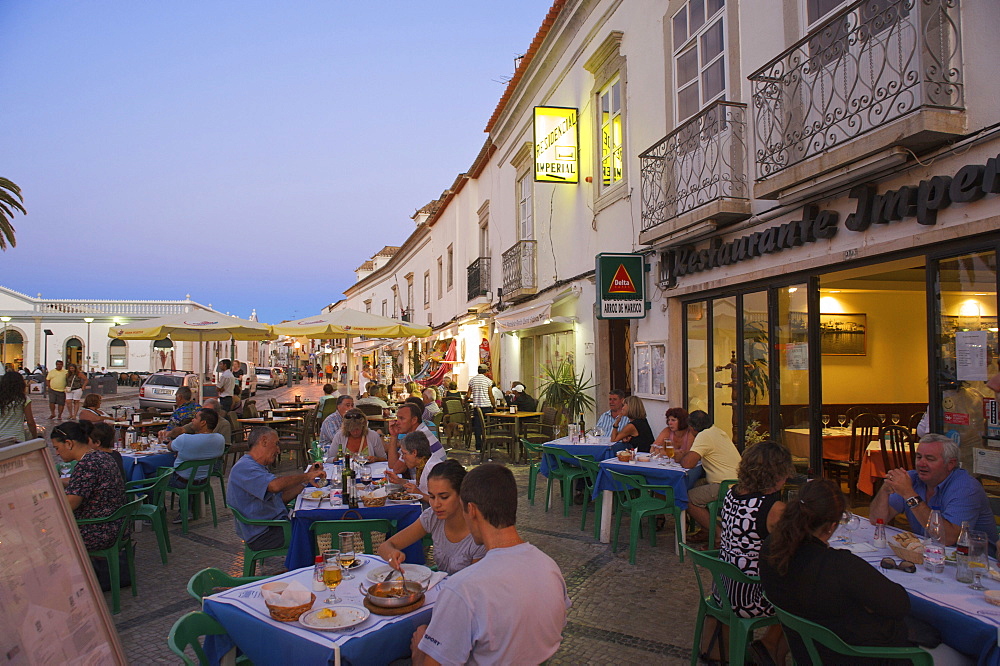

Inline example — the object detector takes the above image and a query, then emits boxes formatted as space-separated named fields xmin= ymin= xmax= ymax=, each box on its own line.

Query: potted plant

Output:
xmin=537 ymin=359 xmax=596 ymax=435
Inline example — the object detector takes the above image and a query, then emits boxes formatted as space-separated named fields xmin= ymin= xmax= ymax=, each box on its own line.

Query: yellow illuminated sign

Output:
xmin=533 ymin=106 xmax=579 ymax=184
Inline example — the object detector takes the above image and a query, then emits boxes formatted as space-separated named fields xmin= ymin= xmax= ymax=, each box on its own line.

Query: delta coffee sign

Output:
xmin=661 ymin=153 xmax=1000 ymax=287
xmin=597 ymin=253 xmax=648 ymax=319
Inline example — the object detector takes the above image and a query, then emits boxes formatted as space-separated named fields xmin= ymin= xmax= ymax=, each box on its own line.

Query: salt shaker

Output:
xmin=873 ymin=519 xmax=886 ymax=549
xmin=312 ymin=555 xmax=326 ymax=591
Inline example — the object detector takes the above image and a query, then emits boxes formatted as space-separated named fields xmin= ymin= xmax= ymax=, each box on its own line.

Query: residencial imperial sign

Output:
xmin=597 ymin=253 xmax=647 ymax=319
xmin=533 ymin=106 xmax=579 ymax=183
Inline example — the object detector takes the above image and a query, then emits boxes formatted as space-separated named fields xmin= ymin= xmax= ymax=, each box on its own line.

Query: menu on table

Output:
xmin=0 ymin=439 xmax=126 ymax=665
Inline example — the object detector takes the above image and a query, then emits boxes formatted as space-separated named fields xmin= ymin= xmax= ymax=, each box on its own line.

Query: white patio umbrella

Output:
xmin=108 ymin=312 xmax=274 ymax=402
xmin=269 ymin=311 xmax=431 ymax=390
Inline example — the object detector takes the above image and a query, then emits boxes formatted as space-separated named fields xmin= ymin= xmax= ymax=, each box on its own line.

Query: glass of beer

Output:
xmin=323 ymin=549 xmax=343 ymax=603
xmin=338 ymin=532 xmax=356 ymax=580
xmin=664 ymin=444 xmax=675 ymax=459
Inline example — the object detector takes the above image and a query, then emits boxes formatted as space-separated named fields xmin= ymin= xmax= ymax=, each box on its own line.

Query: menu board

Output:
xmin=0 ymin=439 xmax=126 ymax=665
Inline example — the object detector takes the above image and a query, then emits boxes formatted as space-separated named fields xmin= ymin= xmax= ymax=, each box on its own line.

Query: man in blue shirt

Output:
xmin=228 ymin=426 xmax=326 ymax=551
xmin=167 ymin=408 xmax=225 ymax=524
xmin=870 ymin=433 xmax=998 ymax=545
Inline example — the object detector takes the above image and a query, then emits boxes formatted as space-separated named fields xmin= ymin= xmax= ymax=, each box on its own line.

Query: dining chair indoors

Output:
xmin=880 ymin=424 xmax=916 ymax=470
xmin=826 ymin=413 xmax=879 ymax=505
xmin=682 ymin=545 xmax=779 ymax=666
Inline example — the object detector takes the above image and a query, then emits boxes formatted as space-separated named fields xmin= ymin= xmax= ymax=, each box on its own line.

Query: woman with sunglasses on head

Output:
xmin=378 ymin=459 xmax=486 ymax=574
xmin=0 ymin=370 xmax=38 ymax=444
xmin=759 ymin=479 xmax=939 ymax=663
xmin=51 ymin=421 xmax=127 ymax=552
xmin=324 ymin=407 xmax=387 ymax=462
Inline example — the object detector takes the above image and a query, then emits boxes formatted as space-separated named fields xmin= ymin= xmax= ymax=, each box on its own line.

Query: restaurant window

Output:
xmin=423 ymin=271 xmax=430 ymax=308
xmin=742 ymin=290 xmax=770 ymax=443
xmin=776 ymin=284 xmax=811 ymax=471
xmin=447 ymin=245 xmax=454 ymax=291
xmin=598 ymin=76 xmax=624 ymax=190
xmin=634 ymin=341 xmax=667 ymax=398
xmin=537 ymin=331 xmax=575 ymax=375
xmin=931 ymin=250 xmax=998 ymax=471
xmin=686 ymin=301 xmax=709 ymax=414
xmin=479 ymin=216 xmax=489 ymax=258
xmin=806 ymin=0 xmax=850 ymax=25
xmin=109 ymin=338 xmax=127 ymax=368
xmin=517 ymin=173 xmax=533 ymax=241
xmin=672 ymin=0 xmax=726 ymax=123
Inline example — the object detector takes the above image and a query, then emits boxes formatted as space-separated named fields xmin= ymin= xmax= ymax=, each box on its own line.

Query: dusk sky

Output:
xmin=0 ymin=1 xmax=546 ymax=323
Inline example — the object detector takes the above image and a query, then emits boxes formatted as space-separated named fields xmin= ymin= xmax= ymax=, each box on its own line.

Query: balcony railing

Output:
xmin=467 ymin=257 xmax=491 ymax=301
xmin=750 ymin=0 xmax=963 ymax=179
xmin=501 ymin=240 xmax=537 ymax=297
xmin=640 ymin=101 xmax=748 ymax=232
xmin=401 ymin=308 xmax=413 ymax=322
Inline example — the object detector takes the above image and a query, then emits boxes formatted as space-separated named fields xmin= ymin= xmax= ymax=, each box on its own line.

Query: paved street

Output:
xmin=32 ymin=382 xmax=698 ymax=665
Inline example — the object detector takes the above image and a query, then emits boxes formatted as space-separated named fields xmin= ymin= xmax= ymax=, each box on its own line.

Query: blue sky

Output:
xmin=0 ymin=1 xmax=547 ymax=322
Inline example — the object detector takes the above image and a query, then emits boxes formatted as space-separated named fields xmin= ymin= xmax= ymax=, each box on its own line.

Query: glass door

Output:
xmin=712 ymin=297 xmax=738 ymax=441
xmin=742 ymin=291 xmax=771 ymax=444
xmin=930 ymin=249 xmax=998 ymax=471
xmin=774 ymin=284 xmax=811 ymax=470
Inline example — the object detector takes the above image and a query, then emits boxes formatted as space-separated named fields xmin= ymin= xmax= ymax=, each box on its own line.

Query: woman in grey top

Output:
xmin=378 ymin=459 xmax=486 ymax=574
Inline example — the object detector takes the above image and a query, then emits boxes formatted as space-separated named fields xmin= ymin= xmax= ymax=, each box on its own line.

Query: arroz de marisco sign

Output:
xmin=597 ymin=253 xmax=648 ymax=319
xmin=660 ymin=152 xmax=1000 ymax=287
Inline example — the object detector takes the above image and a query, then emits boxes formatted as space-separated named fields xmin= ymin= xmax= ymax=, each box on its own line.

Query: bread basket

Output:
xmin=260 ymin=582 xmax=315 ymax=622
xmin=889 ymin=542 xmax=924 ymax=565
xmin=362 ymin=494 xmax=387 ymax=507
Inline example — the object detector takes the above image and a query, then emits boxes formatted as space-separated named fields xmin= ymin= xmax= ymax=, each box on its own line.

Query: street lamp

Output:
xmin=84 ymin=318 xmax=94 ymax=372
xmin=44 ymin=329 xmax=53 ymax=371
xmin=0 ymin=317 xmax=10 ymax=369
xmin=293 ymin=341 xmax=302 ymax=385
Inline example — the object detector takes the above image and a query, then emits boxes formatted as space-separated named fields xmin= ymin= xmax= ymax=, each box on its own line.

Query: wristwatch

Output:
xmin=905 ymin=495 xmax=922 ymax=509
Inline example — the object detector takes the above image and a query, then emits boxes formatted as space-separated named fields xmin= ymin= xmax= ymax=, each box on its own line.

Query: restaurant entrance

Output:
xmin=682 ymin=241 xmax=999 ymax=492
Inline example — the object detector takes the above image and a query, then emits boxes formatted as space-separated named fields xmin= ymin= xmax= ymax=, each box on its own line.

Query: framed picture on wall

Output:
xmin=634 ymin=342 xmax=667 ymax=398
xmin=820 ymin=313 xmax=867 ymax=356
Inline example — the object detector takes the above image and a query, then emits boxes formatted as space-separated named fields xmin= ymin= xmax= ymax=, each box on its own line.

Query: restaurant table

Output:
xmin=120 ymin=450 xmax=176 ymax=482
xmin=483 ymin=411 xmax=543 ymax=463
xmin=237 ymin=416 xmax=297 ymax=426
xmin=857 ymin=440 xmax=889 ymax=496
xmin=278 ymin=400 xmax=317 ymax=407
xmin=783 ymin=426 xmax=854 ymax=461
xmin=538 ymin=435 xmax=619 ymax=477
xmin=113 ymin=419 xmax=170 ymax=446
xmin=273 ymin=406 xmax=313 ymax=416
xmin=835 ymin=520 xmax=1000 ymax=664
xmin=203 ymin=558 xmax=443 ymax=666
xmin=593 ymin=458 xmax=704 ymax=548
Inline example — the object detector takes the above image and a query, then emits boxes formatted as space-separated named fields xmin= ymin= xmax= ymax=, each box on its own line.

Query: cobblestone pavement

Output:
xmin=32 ymin=381 xmax=698 ymax=665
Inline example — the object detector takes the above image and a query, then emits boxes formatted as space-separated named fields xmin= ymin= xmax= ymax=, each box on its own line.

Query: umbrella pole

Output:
xmin=346 ymin=336 xmax=353 ymax=396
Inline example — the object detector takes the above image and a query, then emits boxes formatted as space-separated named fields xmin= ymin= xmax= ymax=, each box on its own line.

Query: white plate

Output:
xmin=302 ymin=488 xmax=331 ymax=500
xmin=298 ymin=605 xmax=369 ymax=631
xmin=387 ymin=494 xmax=423 ymax=504
xmin=366 ymin=563 xmax=433 ymax=584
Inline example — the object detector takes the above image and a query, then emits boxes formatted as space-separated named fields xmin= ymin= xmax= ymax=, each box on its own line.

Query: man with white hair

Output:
xmin=870 ymin=433 xmax=997 ymax=545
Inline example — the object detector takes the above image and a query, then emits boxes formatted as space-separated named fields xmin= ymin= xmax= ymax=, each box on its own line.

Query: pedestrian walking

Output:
xmin=45 ymin=360 xmax=68 ymax=419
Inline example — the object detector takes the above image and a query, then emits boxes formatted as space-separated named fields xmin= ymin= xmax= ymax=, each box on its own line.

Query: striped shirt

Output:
xmin=595 ymin=410 xmax=629 ymax=434
xmin=467 ymin=374 xmax=494 ymax=408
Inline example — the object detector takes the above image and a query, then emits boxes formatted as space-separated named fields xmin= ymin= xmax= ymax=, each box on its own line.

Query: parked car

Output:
xmin=139 ymin=371 xmax=200 ymax=410
xmin=255 ymin=366 xmax=280 ymax=389
xmin=273 ymin=367 xmax=288 ymax=387
xmin=235 ymin=361 xmax=257 ymax=396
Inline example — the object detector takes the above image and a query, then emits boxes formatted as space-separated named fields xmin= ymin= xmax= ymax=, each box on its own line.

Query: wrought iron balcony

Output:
xmin=401 ymin=308 xmax=413 ymax=322
xmin=640 ymin=101 xmax=749 ymax=234
xmin=750 ymin=0 xmax=963 ymax=181
xmin=467 ymin=257 xmax=491 ymax=302
xmin=501 ymin=240 xmax=537 ymax=299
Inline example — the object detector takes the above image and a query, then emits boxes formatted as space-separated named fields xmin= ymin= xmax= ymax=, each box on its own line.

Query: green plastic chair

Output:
xmin=186 ymin=567 xmax=266 ymax=604
xmin=770 ymin=601 xmax=933 ymax=664
xmin=682 ymin=545 xmax=779 ymax=666
xmin=607 ymin=470 xmax=685 ymax=564
xmin=310 ymin=518 xmax=397 ymax=555
xmin=521 ymin=438 xmax=544 ymax=505
xmin=76 ymin=496 xmax=144 ymax=614
xmin=575 ymin=456 xmax=603 ymax=535
xmin=161 ymin=458 xmax=222 ymax=534
xmin=209 ymin=456 xmax=227 ymax=507
xmin=229 ymin=505 xmax=293 ymax=577
xmin=706 ymin=479 xmax=738 ymax=548
xmin=126 ymin=469 xmax=173 ymax=565
xmin=541 ymin=445 xmax=593 ymax=517
xmin=168 ymin=611 xmax=251 ymax=665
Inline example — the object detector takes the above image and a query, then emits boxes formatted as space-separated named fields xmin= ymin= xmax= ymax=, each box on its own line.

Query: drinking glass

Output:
xmin=360 ymin=464 xmax=372 ymax=486
xmin=878 ymin=413 xmax=886 ymax=424
xmin=821 ymin=415 xmax=830 ymax=428
xmin=837 ymin=414 xmax=847 ymax=428
xmin=923 ymin=510 xmax=945 ymax=582
xmin=338 ymin=532 xmax=357 ymax=580
xmin=968 ymin=531 xmax=989 ymax=591
xmin=891 ymin=413 xmax=900 ymax=425
xmin=841 ymin=511 xmax=861 ymax=545
xmin=322 ymin=550 xmax=343 ymax=603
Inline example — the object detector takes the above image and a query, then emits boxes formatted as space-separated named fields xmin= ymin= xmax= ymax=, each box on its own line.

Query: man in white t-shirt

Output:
xmin=216 ymin=359 xmax=236 ymax=412
xmin=411 ymin=464 xmax=569 ymax=666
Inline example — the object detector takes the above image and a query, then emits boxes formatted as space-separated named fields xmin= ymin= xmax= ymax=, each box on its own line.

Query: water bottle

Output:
xmin=956 ymin=520 xmax=973 ymax=583
xmin=125 ymin=424 xmax=136 ymax=448
xmin=873 ymin=519 xmax=886 ymax=549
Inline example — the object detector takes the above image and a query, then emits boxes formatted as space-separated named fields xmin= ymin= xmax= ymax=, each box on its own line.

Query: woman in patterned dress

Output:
xmin=718 ymin=440 xmax=794 ymax=664
xmin=52 ymin=421 xmax=127 ymax=551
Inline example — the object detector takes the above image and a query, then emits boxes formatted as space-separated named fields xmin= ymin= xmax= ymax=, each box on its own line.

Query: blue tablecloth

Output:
xmin=593 ymin=459 xmax=704 ymax=509
xmin=538 ymin=438 xmax=621 ymax=477
xmin=121 ymin=452 xmax=176 ymax=482
xmin=910 ymin=595 xmax=999 ymax=664
xmin=203 ymin=564 xmax=437 ymax=665
xmin=286 ymin=504 xmax=424 ymax=570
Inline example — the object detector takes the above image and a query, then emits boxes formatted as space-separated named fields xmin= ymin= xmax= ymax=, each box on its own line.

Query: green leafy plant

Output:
xmin=537 ymin=359 xmax=596 ymax=430
xmin=744 ymin=420 xmax=768 ymax=447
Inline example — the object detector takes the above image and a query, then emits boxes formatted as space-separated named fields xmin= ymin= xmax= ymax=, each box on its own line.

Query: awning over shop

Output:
xmin=493 ymin=285 xmax=581 ymax=332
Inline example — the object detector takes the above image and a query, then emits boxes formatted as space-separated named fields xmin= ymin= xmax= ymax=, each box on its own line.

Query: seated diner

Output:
xmin=323 ymin=407 xmax=387 ymax=462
